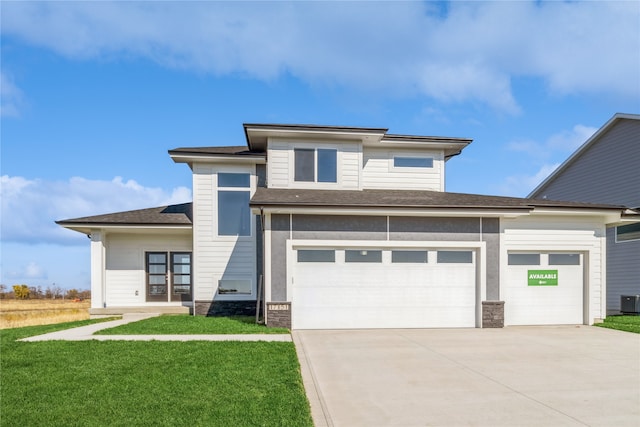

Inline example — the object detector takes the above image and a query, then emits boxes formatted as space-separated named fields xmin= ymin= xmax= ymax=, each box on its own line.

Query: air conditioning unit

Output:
xmin=620 ymin=295 xmax=640 ymax=315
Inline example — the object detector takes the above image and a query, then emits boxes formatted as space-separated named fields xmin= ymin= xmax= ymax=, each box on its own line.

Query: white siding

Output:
xmin=192 ymin=163 xmax=257 ymax=301
xmin=104 ymin=233 xmax=191 ymax=307
xmin=267 ymin=138 xmax=361 ymax=190
xmin=501 ymin=216 xmax=606 ymax=324
xmin=363 ymin=148 xmax=444 ymax=191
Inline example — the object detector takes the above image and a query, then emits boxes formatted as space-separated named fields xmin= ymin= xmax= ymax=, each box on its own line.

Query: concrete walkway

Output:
xmin=19 ymin=313 xmax=292 ymax=342
xmin=294 ymin=326 xmax=640 ymax=427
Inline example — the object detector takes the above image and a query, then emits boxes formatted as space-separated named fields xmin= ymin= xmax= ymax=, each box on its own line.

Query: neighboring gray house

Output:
xmin=530 ymin=113 xmax=640 ymax=314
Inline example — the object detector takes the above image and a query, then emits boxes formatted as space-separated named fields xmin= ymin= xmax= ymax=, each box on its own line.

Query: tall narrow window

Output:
xmin=171 ymin=252 xmax=192 ymax=301
xmin=218 ymin=173 xmax=251 ymax=236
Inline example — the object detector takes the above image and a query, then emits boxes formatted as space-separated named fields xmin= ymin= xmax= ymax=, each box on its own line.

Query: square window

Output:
xmin=392 ymin=250 xmax=428 ymax=263
xmin=345 ymin=250 xmax=382 ymax=263
xmin=508 ymin=253 xmax=541 ymax=265
xmin=294 ymin=148 xmax=337 ymax=183
xmin=218 ymin=191 xmax=250 ymax=236
xmin=218 ymin=173 xmax=250 ymax=188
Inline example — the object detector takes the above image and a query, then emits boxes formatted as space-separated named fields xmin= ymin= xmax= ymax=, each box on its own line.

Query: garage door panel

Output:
xmin=292 ymin=247 xmax=477 ymax=329
xmin=505 ymin=253 xmax=583 ymax=325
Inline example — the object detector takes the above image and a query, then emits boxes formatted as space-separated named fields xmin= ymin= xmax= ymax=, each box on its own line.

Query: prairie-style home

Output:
xmin=58 ymin=123 xmax=639 ymax=329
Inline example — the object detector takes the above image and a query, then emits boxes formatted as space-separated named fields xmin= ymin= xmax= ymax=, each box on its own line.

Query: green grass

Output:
xmin=96 ymin=315 xmax=289 ymax=335
xmin=595 ymin=315 xmax=640 ymax=334
xmin=1 ymin=321 xmax=312 ymax=427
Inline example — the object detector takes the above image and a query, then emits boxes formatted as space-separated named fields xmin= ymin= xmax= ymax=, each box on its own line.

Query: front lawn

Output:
xmin=1 ymin=321 xmax=312 ymax=427
xmin=596 ymin=315 xmax=640 ymax=334
xmin=96 ymin=315 xmax=289 ymax=335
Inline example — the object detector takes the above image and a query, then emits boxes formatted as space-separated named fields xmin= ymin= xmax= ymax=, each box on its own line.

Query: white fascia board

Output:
xmin=288 ymin=239 xmax=485 ymax=249
xmin=529 ymin=207 xmax=624 ymax=225
xmin=170 ymin=154 xmax=266 ymax=165
xmin=252 ymin=206 xmax=531 ymax=218
xmin=61 ymin=224 xmax=193 ymax=235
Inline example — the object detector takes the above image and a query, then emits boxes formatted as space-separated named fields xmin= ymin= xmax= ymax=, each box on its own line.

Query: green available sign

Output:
xmin=528 ymin=270 xmax=558 ymax=286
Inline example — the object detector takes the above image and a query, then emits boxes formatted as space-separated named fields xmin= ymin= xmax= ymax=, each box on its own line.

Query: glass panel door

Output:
xmin=170 ymin=252 xmax=192 ymax=302
xmin=146 ymin=252 xmax=168 ymax=302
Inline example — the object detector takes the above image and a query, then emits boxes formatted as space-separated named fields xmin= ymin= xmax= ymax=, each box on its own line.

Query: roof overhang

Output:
xmin=244 ymin=123 xmax=388 ymax=152
xmin=57 ymin=223 xmax=193 ymax=236
xmin=169 ymin=152 xmax=266 ymax=167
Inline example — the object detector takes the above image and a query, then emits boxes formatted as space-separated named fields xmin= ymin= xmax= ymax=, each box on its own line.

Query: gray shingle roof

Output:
xmin=56 ymin=203 xmax=193 ymax=226
xmin=250 ymin=188 xmax=626 ymax=211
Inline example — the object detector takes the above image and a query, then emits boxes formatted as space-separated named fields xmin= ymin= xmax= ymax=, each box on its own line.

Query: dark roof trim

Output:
xmin=383 ymin=134 xmax=473 ymax=144
xmin=243 ymin=123 xmax=389 ymax=134
xmin=249 ymin=188 xmax=626 ymax=211
xmin=169 ymin=146 xmax=266 ymax=157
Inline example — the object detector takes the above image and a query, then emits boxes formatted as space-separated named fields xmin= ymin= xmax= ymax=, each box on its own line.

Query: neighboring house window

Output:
xmin=294 ymin=148 xmax=337 ymax=183
xmin=218 ymin=173 xmax=251 ymax=236
xmin=616 ymin=223 xmax=640 ymax=242
xmin=218 ymin=279 xmax=252 ymax=295
xmin=393 ymin=156 xmax=433 ymax=168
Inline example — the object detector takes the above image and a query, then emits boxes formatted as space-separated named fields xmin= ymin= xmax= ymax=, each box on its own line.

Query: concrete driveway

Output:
xmin=293 ymin=326 xmax=640 ymax=427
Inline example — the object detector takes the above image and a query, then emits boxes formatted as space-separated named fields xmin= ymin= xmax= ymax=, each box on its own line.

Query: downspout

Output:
xmin=257 ymin=207 xmax=266 ymax=324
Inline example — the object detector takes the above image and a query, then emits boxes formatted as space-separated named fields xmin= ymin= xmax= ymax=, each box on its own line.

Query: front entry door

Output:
xmin=146 ymin=252 xmax=192 ymax=302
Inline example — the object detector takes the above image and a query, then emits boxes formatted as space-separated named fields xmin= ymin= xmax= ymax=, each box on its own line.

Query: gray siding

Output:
xmin=533 ymin=119 xmax=640 ymax=208
xmin=531 ymin=118 xmax=640 ymax=314
xmin=270 ymin=214 xmax=500 ymax=301
xmin=606 ymin=228 xmax=640 ymax=313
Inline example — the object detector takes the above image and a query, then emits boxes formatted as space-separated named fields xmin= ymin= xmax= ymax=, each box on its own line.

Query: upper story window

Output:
xmin=294 ymin=148 xmax=337 ymax=183
xmin=218 ymin=173 xmax=251 ymax=236
xmin=393 ymin=156 xmax=433 ymax=168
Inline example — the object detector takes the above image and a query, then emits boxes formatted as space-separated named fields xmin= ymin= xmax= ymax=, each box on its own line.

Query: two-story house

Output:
xmin=57 ymin=123 xmax=638 ymax=329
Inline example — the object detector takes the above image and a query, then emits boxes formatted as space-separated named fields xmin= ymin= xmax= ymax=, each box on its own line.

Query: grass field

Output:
xmin=97 ymin=314 xmax=289 ymax=335
xmin=0 ymin=299 xmax=91 ymax=329
xmin=595 ymin=315 xmax=640 ymax=334
xmin=1 ymin=320 xmax=313 ymax=427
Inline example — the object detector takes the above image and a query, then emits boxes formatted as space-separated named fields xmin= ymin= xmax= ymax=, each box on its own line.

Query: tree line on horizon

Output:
xmin=0 ymin=284 xmax=91 ymax=300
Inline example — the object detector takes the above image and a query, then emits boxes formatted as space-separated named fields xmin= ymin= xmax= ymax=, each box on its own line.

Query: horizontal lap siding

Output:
xmin=502 ymin=216 xmax=605 ymax=321
xmin=105 ymin=233 xmax=191 ymax=306
xmin=193 ymin=163 xmax=256 ymax=302
xmin=533 ymin=120 xmax=640 ymax=208
xmin=606 ymin=229 xmax=640 ymax=312
xmin=363 ymin=148 xmax=444 ymax=191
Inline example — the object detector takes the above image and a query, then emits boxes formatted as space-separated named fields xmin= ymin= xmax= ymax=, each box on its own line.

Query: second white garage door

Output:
xmin=291 ymin=248 xmax=477 ymax=329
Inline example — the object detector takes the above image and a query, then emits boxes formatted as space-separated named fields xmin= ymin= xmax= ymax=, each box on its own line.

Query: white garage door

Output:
xmin=505 ymin=252 xmax=583 ymax=325
xmin=292 ymin=248 xmax=477 ymax=329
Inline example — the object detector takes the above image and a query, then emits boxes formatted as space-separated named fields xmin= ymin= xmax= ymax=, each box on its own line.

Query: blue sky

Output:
xmin=2 ymin=1 xmax=639 ymax=291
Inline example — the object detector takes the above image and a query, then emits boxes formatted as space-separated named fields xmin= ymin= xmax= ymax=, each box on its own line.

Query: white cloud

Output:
xmin=0 ymin=71 xmax=24 ymax=117
xmin=2 ymin=1 xmax=638 ymax=114
xmin=499 ymin=163 xmax=560 ymax=198
xmin=0 ymin=175 xmax=191 ymax=245
xmin=507 ymin=124 xmax=597 ymax=158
